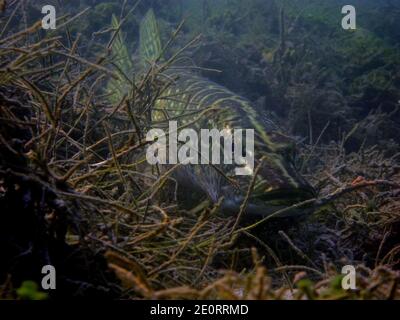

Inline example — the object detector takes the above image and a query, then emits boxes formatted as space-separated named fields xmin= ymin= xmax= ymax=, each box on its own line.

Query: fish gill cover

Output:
xmin=0 ymin=0 xmax=399 ymax=300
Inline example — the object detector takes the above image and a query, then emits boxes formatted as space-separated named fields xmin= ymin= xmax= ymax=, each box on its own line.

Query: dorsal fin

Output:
xmin=139 ymin=9 xmax=163 ymax=64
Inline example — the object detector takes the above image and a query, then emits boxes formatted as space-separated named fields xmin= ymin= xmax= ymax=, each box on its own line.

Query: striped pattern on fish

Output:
xmin=140 ymin=9 xmax=314 ymax=217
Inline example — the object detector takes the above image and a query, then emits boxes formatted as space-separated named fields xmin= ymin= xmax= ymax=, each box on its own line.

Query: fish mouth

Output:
xmin=220 ymin=187 xmax=315 ymax=219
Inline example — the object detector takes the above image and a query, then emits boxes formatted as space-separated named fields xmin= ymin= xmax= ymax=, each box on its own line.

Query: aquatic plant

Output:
xmin=1 ymin=0 xmax=399 ymax=300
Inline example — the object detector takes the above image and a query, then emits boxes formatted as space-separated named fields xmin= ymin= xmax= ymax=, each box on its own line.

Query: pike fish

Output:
xmin=140 ymin=9 xmax=315 ymax=218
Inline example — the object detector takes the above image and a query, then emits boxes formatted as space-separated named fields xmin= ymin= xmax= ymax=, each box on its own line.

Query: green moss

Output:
xmin=16 ymin=281 xmax=48 ymax=300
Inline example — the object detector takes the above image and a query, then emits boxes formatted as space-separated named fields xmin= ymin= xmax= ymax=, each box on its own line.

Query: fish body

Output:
xmin=140 ymin=10 xmax=314 ymax=217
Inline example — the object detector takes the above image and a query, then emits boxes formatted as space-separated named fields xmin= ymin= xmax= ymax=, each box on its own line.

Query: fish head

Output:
xmin=221 ymin=131 xmax=315 ymax=218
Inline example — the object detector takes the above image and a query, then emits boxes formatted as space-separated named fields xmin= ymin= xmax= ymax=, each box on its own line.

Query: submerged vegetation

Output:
xmin=0 ymin=0 xmax=399 ymax=299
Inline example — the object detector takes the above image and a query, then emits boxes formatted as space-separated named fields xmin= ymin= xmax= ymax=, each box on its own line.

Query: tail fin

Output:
xmin=139 ymin=9 xmax=163 ymax=64
xmin=107 ymin=14 xmax=133 ymax=103
xmin=111 ymin=14 xmax=133 ymax=72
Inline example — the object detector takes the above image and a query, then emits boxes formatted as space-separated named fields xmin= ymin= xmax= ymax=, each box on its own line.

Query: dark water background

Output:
xmin=18 ymin=0 xmax=398 ymax=149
